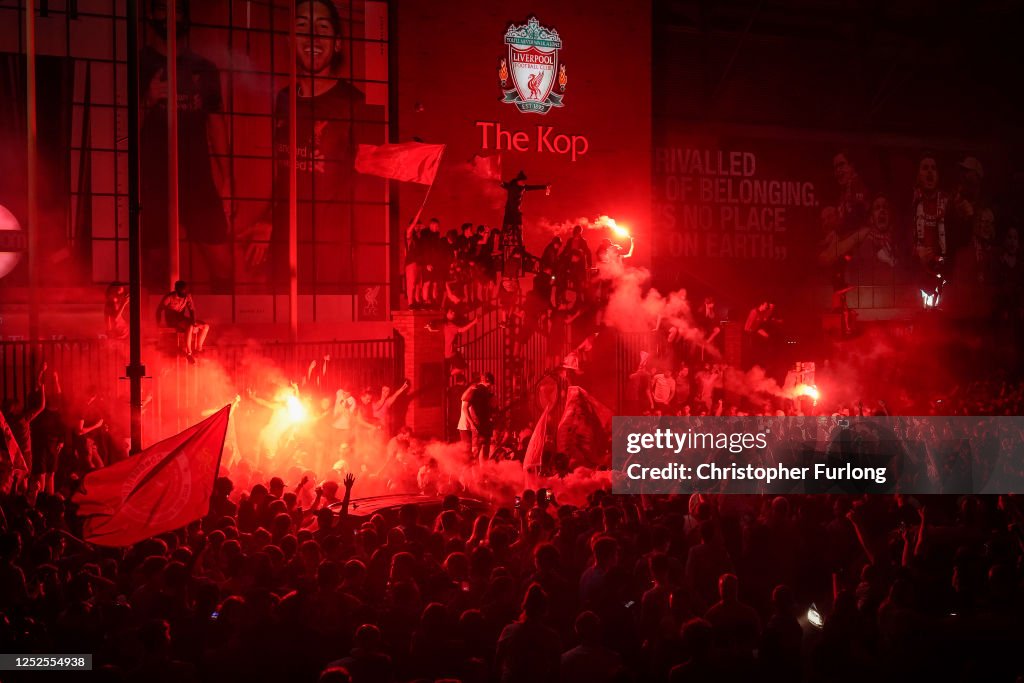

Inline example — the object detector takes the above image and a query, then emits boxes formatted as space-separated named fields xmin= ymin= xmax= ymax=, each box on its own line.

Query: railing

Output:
xmin=458 ymin=308 xmax=506 ymax=400
xmin=0 ymin=339 xmax=129 ymax=410
xmin=0 ymin=337 xmax=401 ymax=443
xmin=457 ymin=309 xmax=657 ymax=417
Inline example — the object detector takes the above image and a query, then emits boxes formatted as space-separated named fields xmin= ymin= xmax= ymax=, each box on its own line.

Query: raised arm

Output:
xmin=76 ymin=414 xmax=104 ymax=436
xmin=846 ymin=508 xmax=877 ymax=565
xmin=744 ymin=308 xmax=758 ymax=333
xmin=27 ymin=364 xmax=48 ymax=422
xmin=379 ymin=380 xmax=410 ymax=411
xmin=622 ymin=236 xmax=635 ymax=259
xmin=340 ymin=473 xmax=355 ymax=517
xmin=246 ymin=388 xmax=276 ymax=411
xmin=913 ymin=506 xmax=928 ymax=558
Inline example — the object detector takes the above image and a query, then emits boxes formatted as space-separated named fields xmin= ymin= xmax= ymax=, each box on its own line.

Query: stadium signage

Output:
xmin=499 ymin=16 xmax=567 ymax=114
xmin=475 ymin=121 xmax=589 ymax=162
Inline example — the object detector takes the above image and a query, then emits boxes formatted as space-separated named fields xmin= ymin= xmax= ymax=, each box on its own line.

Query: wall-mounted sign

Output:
xmin=476 ymin=121 xmax=589 ymax=161
xmin=499 ymin=16 xmax=567 ymax=114
xmin=0 ymin=204 xmax=25 ymax=280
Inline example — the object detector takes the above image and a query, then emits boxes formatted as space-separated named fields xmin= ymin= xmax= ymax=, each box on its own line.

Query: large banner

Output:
xmin=0 ymin=0 xmax=394 ymax=328
xmin=395 ymin=1 xmax=652 ymax=267
xmin=143 ymin=0 xmax=391 ymax=322
xmin=653 ymin=125 xmax=999 ymax=322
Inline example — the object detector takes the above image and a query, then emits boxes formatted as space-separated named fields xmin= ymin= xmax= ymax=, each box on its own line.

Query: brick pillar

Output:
xmin=392 ymin=309 xmax=446 ymax=438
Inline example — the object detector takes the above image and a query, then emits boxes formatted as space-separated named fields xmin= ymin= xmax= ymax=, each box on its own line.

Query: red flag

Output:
xmin=0 ymin=410 xmax=27 ymax=474
xmin=556 ymin=386 xmax=613 ymax=468
xmin=523 ymin=403 xmax=553 ymax=480
xmin=73 ymin=405 xmax=230 ymax=547
xmin=355 ymin=142 xmax=445 ymax=185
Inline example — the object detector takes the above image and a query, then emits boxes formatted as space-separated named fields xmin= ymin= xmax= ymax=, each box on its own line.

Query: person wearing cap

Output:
xmin=312 ymin=479 xmax=339 ymax=510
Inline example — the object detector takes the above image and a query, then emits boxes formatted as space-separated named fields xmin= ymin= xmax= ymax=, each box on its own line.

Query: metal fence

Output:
xmin=1 ymin=337 xmax=401 ymax=442
xmin=456 ymin=310 xmax=655 ymax=414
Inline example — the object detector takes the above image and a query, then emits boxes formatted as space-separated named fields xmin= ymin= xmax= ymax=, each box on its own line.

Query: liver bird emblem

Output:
xmin=527 ymin=72 xmax=543 ymax=100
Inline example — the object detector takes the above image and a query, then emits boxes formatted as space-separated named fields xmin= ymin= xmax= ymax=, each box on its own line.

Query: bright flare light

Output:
xmin=605 ymin=217 xmax=631 ymax=238
xmin=796 ymin=384 xmax=820 ymax=401
xmin=285 ymin=394 xmax=307 ymax=424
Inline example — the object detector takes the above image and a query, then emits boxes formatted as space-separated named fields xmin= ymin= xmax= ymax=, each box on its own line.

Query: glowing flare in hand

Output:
xmin=605 ymin=218 xmax=630 ymax=238
xmin=285 ymin=394 xmax=307 ymax=423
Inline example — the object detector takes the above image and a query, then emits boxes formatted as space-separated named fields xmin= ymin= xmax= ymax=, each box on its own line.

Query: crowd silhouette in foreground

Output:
xmin=1 ymin=453 xmax=1023 ymax=682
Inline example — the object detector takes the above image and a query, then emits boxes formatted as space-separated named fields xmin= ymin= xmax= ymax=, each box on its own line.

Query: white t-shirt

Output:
xmin=457 ymin=384 xmax=475 ymax=431
xmin=333 ymin=394 xmax=356 ymax=430
xmin=652 ymin=374 xmax=675 ymax=404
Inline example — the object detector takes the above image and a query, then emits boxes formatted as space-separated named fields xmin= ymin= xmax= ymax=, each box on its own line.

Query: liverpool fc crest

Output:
xmin=499 ymin=16 xmax=566 ymax=114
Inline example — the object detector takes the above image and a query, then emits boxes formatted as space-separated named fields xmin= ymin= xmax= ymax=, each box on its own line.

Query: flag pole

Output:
xmin=408 ymin=146 xmax=445 ymax=227
xmin=207 ymin=403 xmax=231 ymax=510
xmin=166 ymin=0 xmax=180 ymax=289
xmin=126 ymin=0 xmax=146 ymax=454
xmin=288 ymin=0 xmax=298 ymax=345
xmin=26 ymin=0 xmax=39 ymax=341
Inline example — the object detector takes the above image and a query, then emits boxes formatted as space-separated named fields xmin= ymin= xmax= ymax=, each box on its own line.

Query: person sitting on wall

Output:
xmin=156 ymin=280 xmax=209 ymax=363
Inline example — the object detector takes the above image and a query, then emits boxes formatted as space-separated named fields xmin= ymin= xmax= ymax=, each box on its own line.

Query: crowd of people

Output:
xmin=4 ymin=143 xmax=1024 ymax=681
xmin=1 ymin=463 xmax=1023 ymax=682
xmin=407 ymin=185 xmax=635 ymax=373
xmin=4 ymin=327 xmax=1024 ymax=683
